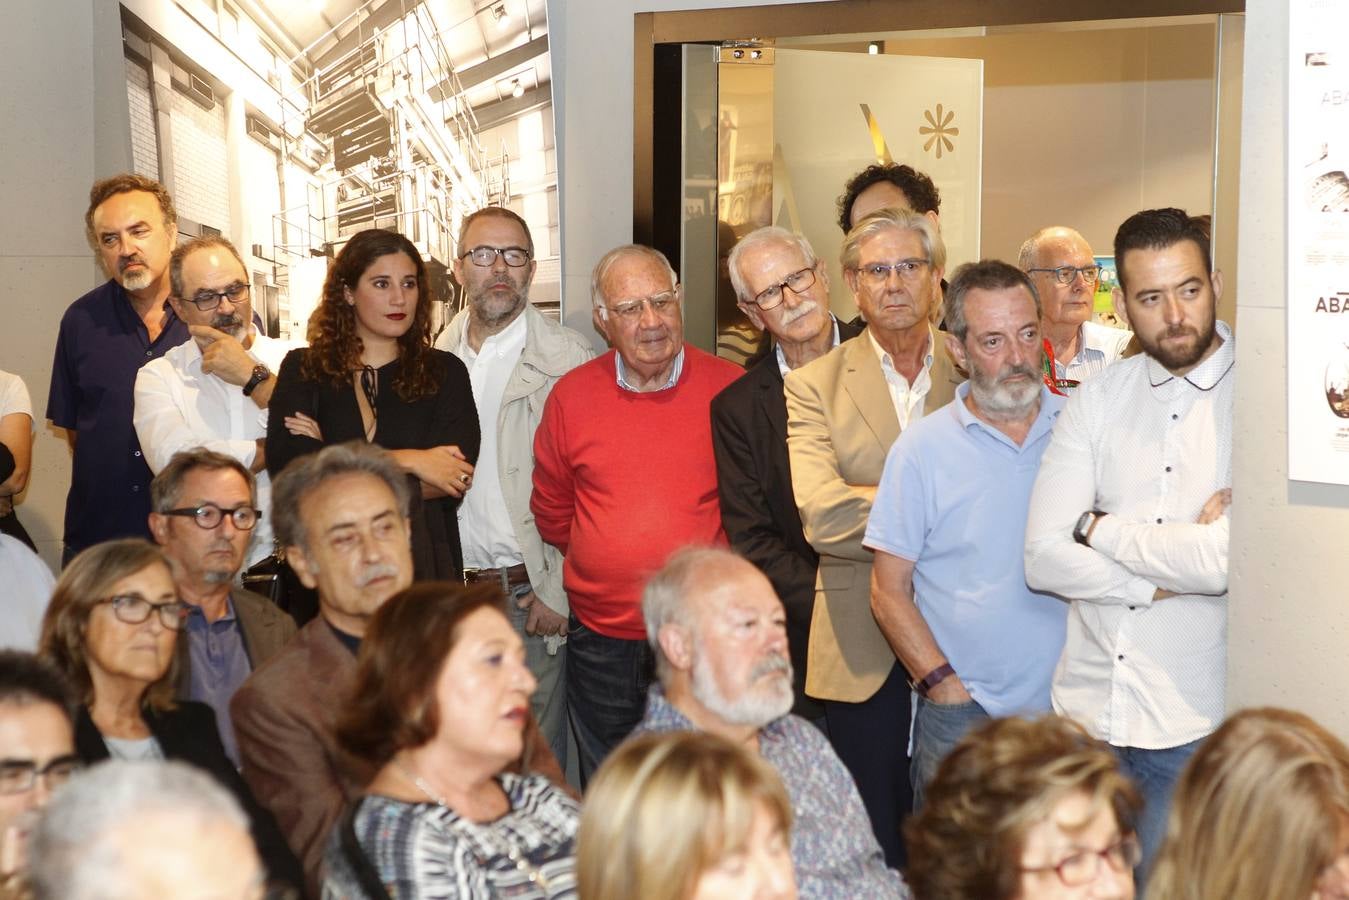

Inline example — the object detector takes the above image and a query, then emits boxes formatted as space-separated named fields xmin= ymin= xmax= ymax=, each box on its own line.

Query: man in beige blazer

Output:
xmin=785 ymin=206 xmax=960 ymax=867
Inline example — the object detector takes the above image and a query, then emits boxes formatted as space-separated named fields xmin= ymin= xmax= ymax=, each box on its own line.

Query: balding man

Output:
xmin=1019 ymin=226 xmax=1131 ymax=391
xmin=635 ymin=547 xmax=908 ymax=899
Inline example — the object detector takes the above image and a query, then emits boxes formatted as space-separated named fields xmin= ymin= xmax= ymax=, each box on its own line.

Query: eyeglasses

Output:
xmin=460 ymin=246 xmax=532 ymax=268
xmin=854 ymin=259 xmax=930 ymax=286
xmin=1027 ymin=265 xmax=1103 ymax=285
xmin=97 ymin=594 xmax=190 ymax=631
xmin=753 ymin=266 xmax=817 ymax=310
xmin=186 ymin=282 xmax=250 ymax=312
xmin=602 ymin=288 xmax=681 ymax=322
xmin=1020 ymin=834 xmax=1141 ymax=887
xmin=162 ymin=503 xmax=261 ymax=531
xmin=0 ymin=756 xmax=82 ymax=795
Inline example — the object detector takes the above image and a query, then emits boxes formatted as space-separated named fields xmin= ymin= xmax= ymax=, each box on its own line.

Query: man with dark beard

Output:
xmin=1024 ymin=208 xmax=1233 ymax=880
xmin=634 ymin=547 xmax=908 ymax=899
xmin=866 ymin=260 xmax=1068 ymax=809
xmin=134 ymin=236 xmax=298 ymax=567
xmin=434 ymin=207 xmax=593 ymax=767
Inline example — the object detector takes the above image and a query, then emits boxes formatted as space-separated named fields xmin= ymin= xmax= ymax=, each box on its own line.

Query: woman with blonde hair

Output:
xmin=577 ymin=731 xmax=796 ymax=900
xmin=1148 ymin=707 xmax=1349 ymax=900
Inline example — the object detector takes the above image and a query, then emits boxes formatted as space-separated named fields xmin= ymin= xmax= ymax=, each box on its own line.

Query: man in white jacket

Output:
xmin=436 ymin=207 xmax=593 ymax=767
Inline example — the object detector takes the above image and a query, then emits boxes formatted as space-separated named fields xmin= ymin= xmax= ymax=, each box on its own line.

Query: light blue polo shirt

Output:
xmin=864 ymin=382 xmax=1068 ymax=717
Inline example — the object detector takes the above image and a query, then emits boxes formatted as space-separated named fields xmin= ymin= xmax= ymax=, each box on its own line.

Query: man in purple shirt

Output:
xmin=47 ymin=174 xmax=188 ymax=561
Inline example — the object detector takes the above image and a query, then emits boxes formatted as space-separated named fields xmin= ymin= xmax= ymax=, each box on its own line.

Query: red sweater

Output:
xmin=531 ymin=345 xmax=744 ymax=638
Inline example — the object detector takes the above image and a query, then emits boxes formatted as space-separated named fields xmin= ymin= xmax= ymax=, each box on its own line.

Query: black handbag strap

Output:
xmin=339 ymin=800 xmax=394 ymax=900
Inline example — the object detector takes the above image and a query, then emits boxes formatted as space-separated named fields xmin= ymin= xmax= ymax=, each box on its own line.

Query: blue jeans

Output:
xmin=1113 ymin=739 xmax=1202 ymax=894
xmin=910 ymin=695 xmax=990 ymax=811
xmin=566 ymin=614 xmax=654 ymax=787
xmin=505 ymin=583 xmax=568 ymax=774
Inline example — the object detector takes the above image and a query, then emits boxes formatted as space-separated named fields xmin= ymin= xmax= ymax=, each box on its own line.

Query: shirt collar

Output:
xmin=184 ymin=594 xmax=238 ymax=629
xmin=1145 ymin=320 xmax=1235 ymax=392
xmin=616 ymin=347 xmax=685 ymax=392
xmin=775 ymin=316 xmax=842 ymax=378
xmin=459 ymin=308 xmax=528 ymax=363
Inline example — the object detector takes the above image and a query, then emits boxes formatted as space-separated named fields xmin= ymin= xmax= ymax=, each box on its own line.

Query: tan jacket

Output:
xmin=785 ymin=330 xmax=961 ymax=703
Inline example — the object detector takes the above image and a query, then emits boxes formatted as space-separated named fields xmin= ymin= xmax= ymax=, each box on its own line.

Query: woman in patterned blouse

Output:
xmin=324 ymin=581 xmax=578 ymax=899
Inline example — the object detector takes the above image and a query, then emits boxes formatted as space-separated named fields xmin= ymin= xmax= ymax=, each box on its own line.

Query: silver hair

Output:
xmin=1017 ymin=225 xmax=1089 ymax=272
xmin=28 ymin=760 xmax=250 ymax=900
xmin=590 ymin=244 xmax=678 ymax=309
xmin=642 ymin=545 xmax=747 ymax=683
xmin=726 ymin=226 xmax=819 ymax=306
xmin=270 ymin=440 xmax=412 ymax=553
xmin=839 ymin=206 xmax=946 ymax=274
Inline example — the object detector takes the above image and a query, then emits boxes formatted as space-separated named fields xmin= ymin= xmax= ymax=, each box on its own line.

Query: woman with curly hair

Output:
xmin=267 ymin=228 xmax=480 ymax=579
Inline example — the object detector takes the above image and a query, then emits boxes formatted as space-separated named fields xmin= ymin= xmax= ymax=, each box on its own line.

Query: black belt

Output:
xmin=462 ymin=563 xmax=530 ymax=589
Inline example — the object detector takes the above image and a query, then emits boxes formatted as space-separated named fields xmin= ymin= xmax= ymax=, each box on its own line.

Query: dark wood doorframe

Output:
xmin=633 ymin=0 xmax=1244 ymax=243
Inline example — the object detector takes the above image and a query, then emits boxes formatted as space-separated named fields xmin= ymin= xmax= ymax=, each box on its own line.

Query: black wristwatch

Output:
xmin=1073 ymin=509 xmax=1105 ymax=546
xmin=242 ymin=364 xmax=271 ymax=397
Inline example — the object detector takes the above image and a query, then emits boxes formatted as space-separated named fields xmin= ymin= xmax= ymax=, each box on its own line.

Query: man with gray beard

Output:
xmin=865 ymin=260 xmax=1069 ymax=808
xmin=633 ymin=547 xmax=908 ymax=899
xmin=135 ymin=235 xmax=299 ymax=566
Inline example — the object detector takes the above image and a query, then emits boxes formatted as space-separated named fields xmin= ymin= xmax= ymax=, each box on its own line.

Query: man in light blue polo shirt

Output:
xmin=865 ymin=259 xmax=1068 ymax=809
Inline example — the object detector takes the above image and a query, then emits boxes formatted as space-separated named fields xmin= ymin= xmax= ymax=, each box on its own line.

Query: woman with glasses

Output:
xmin=37 ymin=538 xmax=302 ymax=893
xmin=267 ymin=228 xmax=480 ymax=580
xmin=1148 ymin=707 xmax=1349 ymax=900
xmin=906 ymin=715 xmax=1139 ymax=900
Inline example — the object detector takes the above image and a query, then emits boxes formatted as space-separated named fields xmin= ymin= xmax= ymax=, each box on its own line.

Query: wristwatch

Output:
xmin=1073 ymin=509 xmax=1105 ymax=546
xmin=242 ymin=364 xmax=271 ymax=397
xmin=911 ymin=663 xmax=955 ymax=697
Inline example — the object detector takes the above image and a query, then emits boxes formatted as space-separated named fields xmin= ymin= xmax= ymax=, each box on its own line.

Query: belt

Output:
xmin=462 ymin=563 xmax=531 ymax=590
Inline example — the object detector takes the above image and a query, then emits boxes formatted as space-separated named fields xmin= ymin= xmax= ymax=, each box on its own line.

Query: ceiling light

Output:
xmin=510 ymin=78 xmax=524 ymax=99
xmin=492 ymin=4 xmax=509 ymax=27
xmin=868 ymin=41 xmax=881 ymax=55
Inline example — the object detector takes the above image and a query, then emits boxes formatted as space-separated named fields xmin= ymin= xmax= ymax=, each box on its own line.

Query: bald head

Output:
xmin=1019 ymin=226 xmax=1098 ymax=333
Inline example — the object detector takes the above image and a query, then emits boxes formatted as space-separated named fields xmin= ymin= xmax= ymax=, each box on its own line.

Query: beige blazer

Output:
xmin=784 ymin=330 xmax=961 ymax=703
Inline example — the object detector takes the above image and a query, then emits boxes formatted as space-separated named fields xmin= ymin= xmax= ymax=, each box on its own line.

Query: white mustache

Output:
xmin=777 ymin=299 xmax=819 ymax=327
xmin=358 ymin=563 xmax=399 ymax=587
xmin=751 ymin=654 xmax=792 ymax=681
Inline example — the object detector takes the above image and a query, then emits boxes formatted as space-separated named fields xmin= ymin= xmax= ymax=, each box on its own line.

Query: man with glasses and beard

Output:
xmin=866 ymin=260 xmax=1068 ymax=808
xmin=135 ymin=236 xmax=299 ymax=567
xmin=434 ymin=206 xmax=593 ymax=769
xmin=634 ymin=547 xmax=908 ymax=899
xmin=1025 ymin=208 xmax=1233 ymax=879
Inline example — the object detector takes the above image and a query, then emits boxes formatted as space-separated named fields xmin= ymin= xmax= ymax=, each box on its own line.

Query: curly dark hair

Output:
xmin=836 ymin=163 xmax=941 ymax=232
xmin=302 ymin=228 xmax=443 ymax=401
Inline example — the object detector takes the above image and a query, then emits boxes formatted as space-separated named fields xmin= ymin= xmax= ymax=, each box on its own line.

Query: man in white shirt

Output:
xmin=1019 ymin=226 xmax=1132 ymax=392
xmin=134 ymin=237 xmax=298 ymax=566
xmin=1024 ymin=207 xmax=1233 ymax=879
xmin=434 ymin=207 xmax=593 ymax=767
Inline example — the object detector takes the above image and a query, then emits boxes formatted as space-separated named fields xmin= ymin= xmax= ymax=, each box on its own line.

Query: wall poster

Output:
xmin=1289 ymin=0 xmax=1349 ymax=484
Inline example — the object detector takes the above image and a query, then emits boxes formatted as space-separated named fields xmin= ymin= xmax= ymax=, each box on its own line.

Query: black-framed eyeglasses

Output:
xmin=1027 ymin=265 xmax=1102 ymax=285
xmin=855 ymin=259 xmax=930 ymax=285
xmin=0 ymin=756 xmax=82 ymax=795
xmin=753 ymin=266 xmax=818 ymax=310
xmin=1020 ymin=834 xmax=1141 ymax=887
xmin=186 ymin=282 xmax=250 ymax=311
xmin=162 ymin=503 xmax=261 ymax=531
xmin=97 ymin=594 xmax=190 ymax=631
xmin=603 ymin=287 xmax=682 ymax=322
xmin=460 ymin=246 xmax=532 ymax=268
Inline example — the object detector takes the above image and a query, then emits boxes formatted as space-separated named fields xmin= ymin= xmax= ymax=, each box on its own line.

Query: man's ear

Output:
xmin=657 ymin=624 xmax=694 ymax=673
xmin=739 ymin=301 xmax=766 ymax=332
xmin=148 ymin=512 xmax=169 ymax=546
xmin=1209 ymin=269 xmax=1224 ymax=304
xmin=1112 ymin=286 xmax=1130 ymax=328
xmin=285 ymin=545 xmax=319 ymax=590
xmin=592 ymin=307 xmax=611 ymax=344
xmin=167 ymin=297 xmax=187 ymax=322
xmin=944 ymin=332 xmax=967 ymax=372
xmin=924 ymin=209 xmax=941 ymax=231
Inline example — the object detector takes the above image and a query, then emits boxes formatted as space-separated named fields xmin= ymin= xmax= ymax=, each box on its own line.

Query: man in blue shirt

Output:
xmin=47 ymin=174 xmax=188 ymax=562
xmin=865 ymin=259 xmax=1069 ymax=809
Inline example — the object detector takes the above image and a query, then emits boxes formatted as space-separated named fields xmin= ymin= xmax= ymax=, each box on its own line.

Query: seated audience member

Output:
xmin=232 ymin=441 xmax=562 ymax=896
xmin=134 ymin=236 xmax=298 ymax=567
xmin=37 ymin=539 xmax=301 ymax=891
xmin=906 ymin=715 xmax=1139 ymax=900
xmin=579 ymin=730 xmax=797 ymax=900
xmin=149 ymin=449 xmax=296 ymax=765
xmin=28 ymin=760 xmax=265 ymax=900
xmin=325 ymin=582 xmax=579 ymax=898
xmin=0 ymin=369 xmax=34 ymax=552
xmin=1149 ymin=707 xmax=1349 ymax=900
xmin=0 ymin=652 xmax=79 ymax=893
xmin=0 ymin=538 xmax=53 ymax=651
xmin=635 ymin=546 xmax=907 ymax=899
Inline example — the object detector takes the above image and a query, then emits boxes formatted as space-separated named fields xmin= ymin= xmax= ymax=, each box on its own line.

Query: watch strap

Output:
xmin=912 ymin=662 xmax=955 ymax=697
xmin=242 ymin=364 xmax=270 ymax=397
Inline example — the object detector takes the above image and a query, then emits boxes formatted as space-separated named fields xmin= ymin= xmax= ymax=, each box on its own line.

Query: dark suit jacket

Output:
xmin=231 ymin=615 xmax=569 ymax=899
xmin=75 ymin=701 xmax=303 ymax=892
xmin=710 ymin=320 xmax=863 ymax=718
xmin=175 ymin=587 xmax=298 ymax=697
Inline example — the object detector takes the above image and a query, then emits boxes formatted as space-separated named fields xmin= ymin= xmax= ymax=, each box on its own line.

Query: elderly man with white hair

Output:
xmin=631 ymin=546 xmax=908 ymax=900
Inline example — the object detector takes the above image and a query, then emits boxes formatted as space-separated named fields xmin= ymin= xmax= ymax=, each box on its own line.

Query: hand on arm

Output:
xmin=1087 ymin=487 xmax=1231 ymax=597
xmin=870 ymin=551 xmax=971 ymax=704
xmin=390 ymin=446 xmax=474 ymax=499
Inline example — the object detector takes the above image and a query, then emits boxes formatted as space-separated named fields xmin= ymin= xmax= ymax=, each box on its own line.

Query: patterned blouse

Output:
xmin=323 ymin=773 xmax=579 ymax=899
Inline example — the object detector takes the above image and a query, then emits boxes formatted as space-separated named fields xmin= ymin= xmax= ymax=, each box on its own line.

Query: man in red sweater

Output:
xmin=531 ymin=243 xmax=743 ymax=783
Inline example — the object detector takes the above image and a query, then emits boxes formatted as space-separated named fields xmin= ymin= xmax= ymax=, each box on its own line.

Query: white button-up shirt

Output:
xmin=1056 ymin=320 xmax=1134 ymax=389
xmin=868 ymin=325 xmax=935 ymax=430
xmin=133 ymin=331 xmax=297 ymax=566
xmin=454 ymin=311 xmax=528 ymax=570
xmin=1024 ymin=321 xmax=1234 ymax=750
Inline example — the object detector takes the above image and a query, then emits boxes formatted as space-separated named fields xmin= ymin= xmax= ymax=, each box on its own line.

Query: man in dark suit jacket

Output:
xmin=149 ymin=449 xmax=296 ymax=768
xmin=711 ymin=227 xmax=861 ymax=721
xmin=231 ymin=442 xmax=565 ymax=898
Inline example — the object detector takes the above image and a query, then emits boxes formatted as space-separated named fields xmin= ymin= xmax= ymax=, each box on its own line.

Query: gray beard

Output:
xmin=202 ymin=568 xmax=235 ymax=586
xmin=471 ymin=285 xmax=527 ymax=328
xmin=690 ymin=654 xmax=794 ymax=728
xmin=969 ymin=364 xmax=1041 ymax=418
xmin=121 ymin=268 xmax=152 ymax=291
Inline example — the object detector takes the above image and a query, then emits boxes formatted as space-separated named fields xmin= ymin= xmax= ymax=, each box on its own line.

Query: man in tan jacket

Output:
xmin=785 ymin=206 xmax=960 ymax=867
